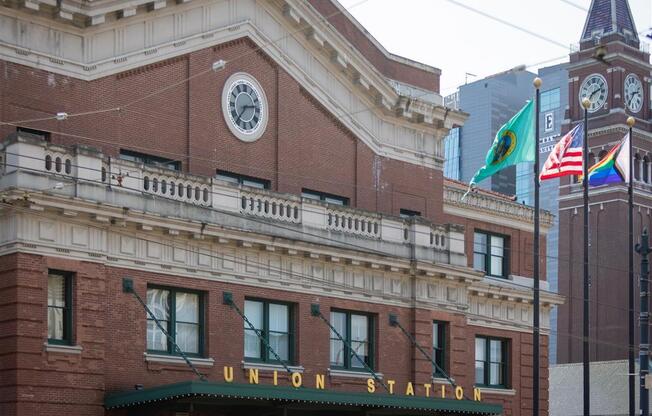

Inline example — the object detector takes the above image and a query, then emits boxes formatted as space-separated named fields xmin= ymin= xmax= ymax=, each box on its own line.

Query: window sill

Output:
xmin=432 ymin=376 xmax=455 ymax=384
xmin=143 ymin=353 xmax=215 ymax=367
xmin=476 ymin=387 xmax=516 ymax=396
xmin=44 ymin=342 xmax=82 ymax=354
xmin=328 ymin=368 xmax=383 ymax=379
xmin=242 ymin=361 xmax=305 ymax=373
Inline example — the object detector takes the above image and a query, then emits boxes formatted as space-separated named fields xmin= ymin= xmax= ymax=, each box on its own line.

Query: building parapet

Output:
xmin=0 ymin=133 xmax=460 ymax=265
xmin=443 ymin=179 xmax=554 ymax=232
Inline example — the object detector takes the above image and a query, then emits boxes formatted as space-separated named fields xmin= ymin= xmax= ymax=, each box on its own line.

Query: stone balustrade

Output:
xmin=239 ymin=190 xmax=301 ymax=224
xmin=0 ymin=134 xmax=469 ymax=263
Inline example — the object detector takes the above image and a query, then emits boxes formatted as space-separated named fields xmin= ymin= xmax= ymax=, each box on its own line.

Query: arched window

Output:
xmin=598 ymin=150 xmax=607 ymax=161
xmin=634 ymin=154 xmax=641 ymax=181
xmin=644 ymin=156 xmax=650 ymax=183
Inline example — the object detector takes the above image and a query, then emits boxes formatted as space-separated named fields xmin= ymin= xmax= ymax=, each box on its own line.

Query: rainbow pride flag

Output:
xmin=586 ymin=133 xmax=630 ymax=187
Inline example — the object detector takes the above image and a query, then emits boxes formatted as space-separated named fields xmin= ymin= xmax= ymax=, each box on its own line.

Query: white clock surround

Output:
xmin=221 ymin=72 xmax=269 ymax=143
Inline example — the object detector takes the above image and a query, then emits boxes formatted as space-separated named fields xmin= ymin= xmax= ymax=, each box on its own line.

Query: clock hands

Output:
xmin=235 ymin=105 xmax=256 ymax=124
xmin=589 ymin=86 xmax=600 ymax=100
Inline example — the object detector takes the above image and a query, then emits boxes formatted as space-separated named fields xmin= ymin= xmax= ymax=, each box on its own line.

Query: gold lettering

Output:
xmin=291 ymin=372 xmax=302 ymax=388
xmin=273 ymin=370 xmax=278 ymax=386
xmin=474 ymin=388 xmax=482 ymax=401
xmin=405 ymin=382 xmax=414 ymax=396
xmin=316 ymin=374 xmax=325 ymax=390
xmin=249 ymin=368 xmax=259 ymax=384
xmin=441 ymin=385 xmax=446 ymax=398
xmin=387 ymin=380 xmax=396 ymax=394
xmin=223 ymin=366 xmax=234 ymax=382
xmin=367 ymin=378 xmax=376 ymax=393
xmin=455 ymin=386 xmax=464 ymax=400
xmin=424 ymin=383 xmax=431 ymax=398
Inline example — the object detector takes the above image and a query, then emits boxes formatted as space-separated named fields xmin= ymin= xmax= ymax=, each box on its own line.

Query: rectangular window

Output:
xmin=330 ymin=310 xmax=373 ymax=370
xmin=400 ymin=209 xmax=421 ymax=218
xmin=146 ymin=287 xmax=203 ymax=356
xmin=475 ymin=336 xmax=509 ymax=387
xmin=302 ymin=189 xmax=349 ymax=206
xmin=244 ymin=299 xmax=293 ymax=363
xmin=120 ymin=149 xmax=181 ymax=171
xmin=17 ymin=127 xmax=51 ymax=141
xmin=47 ymin=271 xmax=72 ymax=344
xmin=540 ymin=88 xmax=560 ymax=112
xmin=433 ymin=321 xmax=447 ymax=377
xmin=473 ymin=231 xmax=508 ymax=278
xmin=216 ymin=170 xmax=270 ymax=189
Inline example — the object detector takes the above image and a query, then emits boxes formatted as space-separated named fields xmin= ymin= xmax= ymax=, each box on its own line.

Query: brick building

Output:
xmin=0 ymin=1 xmax=561 ymax=415
xmin=557 ymin=0 xmax=652 ymax=364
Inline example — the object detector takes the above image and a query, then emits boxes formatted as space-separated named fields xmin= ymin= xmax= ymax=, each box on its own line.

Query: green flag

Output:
xmin=470 ymin=100 xmax=535 ymax=186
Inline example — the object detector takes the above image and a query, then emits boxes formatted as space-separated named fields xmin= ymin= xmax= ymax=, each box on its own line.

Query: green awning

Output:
xmin=104 ymin=381 xmax=502 ymax=415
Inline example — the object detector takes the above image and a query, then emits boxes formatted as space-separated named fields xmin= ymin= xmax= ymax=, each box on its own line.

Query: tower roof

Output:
xmin=580 ymin=0 xmax=638 ymax=46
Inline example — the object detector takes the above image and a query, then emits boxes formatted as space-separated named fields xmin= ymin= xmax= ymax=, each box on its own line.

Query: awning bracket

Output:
xmin=223 ymin=291 xmax=294 ymax=374
xmin=122 ymin=278 xmax=207 ymax=381
xmin=310 ymin=303 xmax=389 ymax=393
xmin=388 ymin=314 xmax=468 ymax=399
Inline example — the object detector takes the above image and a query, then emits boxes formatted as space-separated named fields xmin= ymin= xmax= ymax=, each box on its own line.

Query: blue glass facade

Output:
xmin=443 ymin=128 xmax=461 ymax=180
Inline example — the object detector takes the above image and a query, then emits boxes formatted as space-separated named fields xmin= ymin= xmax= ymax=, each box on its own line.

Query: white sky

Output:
xmin=338 ymin=0 xmax=652 ymax=96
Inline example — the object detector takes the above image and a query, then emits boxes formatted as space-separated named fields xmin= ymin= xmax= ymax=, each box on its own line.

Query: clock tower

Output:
xmin=557 ymin=0 xmax=652 ymax=364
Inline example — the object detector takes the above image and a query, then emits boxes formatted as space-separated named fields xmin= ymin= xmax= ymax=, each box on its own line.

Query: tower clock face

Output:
xmin=221 ymin=73 xmax=268 ymax=142
xmin=624 ymin=74 xmax=643 ymax=113
xmin=579 ymin=74 xmax=608 ymax=113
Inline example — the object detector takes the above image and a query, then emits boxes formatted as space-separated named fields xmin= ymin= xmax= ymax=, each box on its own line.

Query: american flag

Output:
xmin=539 ymin=123 xmax=584 ymax=181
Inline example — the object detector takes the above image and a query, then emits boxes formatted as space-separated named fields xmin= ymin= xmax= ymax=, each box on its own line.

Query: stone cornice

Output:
xmin=306 ymin=0 xmax=441 ymax=76
xmin=0 ymin=196 xmax=555 ymax=333
xmin=0 ymin=0 xmax=465 ymax=167
xmin=443 ymin=182 xmax=554 ymax=233
xmin=10 ymin=0 xmax=443 ymax=79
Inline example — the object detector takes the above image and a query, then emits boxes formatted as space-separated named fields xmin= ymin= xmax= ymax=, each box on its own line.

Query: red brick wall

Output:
xmin=443 ymin=215 xmax=546 ymax=280
xmin=0 ymin=252 xmax=546 ymax=416
xmin=0 ymin=38 xmax=443 ymax=222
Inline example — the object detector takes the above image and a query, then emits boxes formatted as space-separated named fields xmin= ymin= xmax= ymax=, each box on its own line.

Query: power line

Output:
xmin=558 ymin=0 xmax=588 ymax=12
xmin=0 ymin=199 xmax=646 ymax=353
xmin=2 ymin=159 xmax=651 ymax=315
xmin=2 ymin=152 xmax=648 ymax=276
xmin=445 ymin=0 xmax=569 ymax=49
xmin=0 ymin=0 xmax=371 ymax=127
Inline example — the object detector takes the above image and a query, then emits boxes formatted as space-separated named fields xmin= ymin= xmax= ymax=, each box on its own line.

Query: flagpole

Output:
xmin=627 ymin=116 xmax=636 ymax=416
xmin=533 ymin=77 xmax=542 ymax=416
xmin=581 ymin=97 xmax=591 ymax=416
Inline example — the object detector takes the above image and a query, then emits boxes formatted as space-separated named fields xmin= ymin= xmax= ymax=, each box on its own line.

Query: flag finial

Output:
xmin=627 ymin=116 xmax=636 ymax=127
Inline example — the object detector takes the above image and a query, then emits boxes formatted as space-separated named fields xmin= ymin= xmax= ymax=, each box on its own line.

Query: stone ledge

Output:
xmin=241 ymin=361 xmax=305 ymax=373
xmin=44 ymin=342 xmax=83 ymax=354
xmin=477 ymin=387 xmax=517 ymax=396
xmin=432 ymin=376 xmax=455 ymax=385
xmin=328 ymin=368 xmax=383 ymax=379
xmin=143 ymin=352 xmax=215 ymax=367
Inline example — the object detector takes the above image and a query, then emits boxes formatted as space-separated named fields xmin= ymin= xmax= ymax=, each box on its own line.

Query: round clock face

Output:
xmin=624 ymin=74 xmax=643 ymax=113
xmin=579 ymin=73 xmax=608 ymax=113
xmin=221 ymin=73 xmax=268 ymax=142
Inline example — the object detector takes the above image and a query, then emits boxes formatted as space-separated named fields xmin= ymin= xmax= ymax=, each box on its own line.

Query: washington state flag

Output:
xmin=470 ymin=100 xmax=536 ymax=186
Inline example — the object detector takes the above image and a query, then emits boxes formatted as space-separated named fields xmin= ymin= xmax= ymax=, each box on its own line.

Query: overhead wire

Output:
xmin=0 ymin=0 xmax=371 ymax=127
xmin=1 ymin=158 xmax=651 ymax=316
xmin=0 ymin=198 xmax=646 ymax=356
xmin=0 ymin=152 xmax=648 ymax=277
xmin=0 ymin=0 xmax=649 ymax=361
